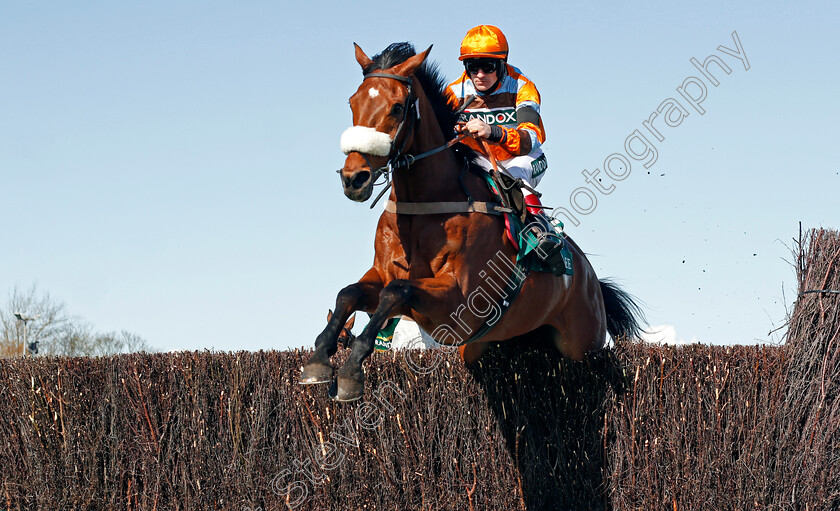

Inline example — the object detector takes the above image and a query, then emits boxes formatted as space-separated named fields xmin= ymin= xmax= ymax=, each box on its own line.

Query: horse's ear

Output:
xmin=392 ymin=44 xmax=433 ymax=77
xmin=345 ymin=313 xmax=356 ymax=331
xmin=354 ymin=43 xmax=374 ymax=70
xmin=327 ymin=309 xmax=334 ymax=322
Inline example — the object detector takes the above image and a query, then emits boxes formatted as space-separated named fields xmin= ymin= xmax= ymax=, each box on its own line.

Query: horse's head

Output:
xmin=339 ymin=43 xmax=432 ymax=202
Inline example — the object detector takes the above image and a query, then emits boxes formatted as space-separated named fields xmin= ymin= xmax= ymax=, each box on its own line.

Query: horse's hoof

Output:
xmin=299 ymin=362 xmax=334 ymax=385
xmin=329 ymin=376 xmax=365 ymax=402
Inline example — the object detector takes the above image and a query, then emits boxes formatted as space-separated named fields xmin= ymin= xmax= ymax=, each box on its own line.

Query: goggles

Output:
xmin=465 ymin=59 xmax=500 ymax=75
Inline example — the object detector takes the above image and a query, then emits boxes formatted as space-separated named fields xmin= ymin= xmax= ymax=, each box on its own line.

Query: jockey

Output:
xmin=447 ymin=25 xmax=565 ymax=272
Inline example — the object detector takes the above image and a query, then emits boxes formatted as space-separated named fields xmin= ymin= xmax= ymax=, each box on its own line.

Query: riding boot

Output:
xmin=523 ymin=194 xmax=568 ymax=275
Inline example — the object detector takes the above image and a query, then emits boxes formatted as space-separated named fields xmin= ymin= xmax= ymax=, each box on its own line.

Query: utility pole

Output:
xmin=13 ymin=312 xmax=39 ymax=356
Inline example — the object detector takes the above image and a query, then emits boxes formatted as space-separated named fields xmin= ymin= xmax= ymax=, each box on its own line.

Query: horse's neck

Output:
xmin=390 ymin=93 xmax=463 ymax=204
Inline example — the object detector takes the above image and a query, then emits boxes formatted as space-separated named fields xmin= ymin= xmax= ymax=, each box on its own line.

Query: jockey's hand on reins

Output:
xmin=456 ymin=124 xmax=504 ymax=175
xmin=465 ymin=119 xmax=492 ymax=139
xmin=456 ymin=120 xmax=492 ymax=140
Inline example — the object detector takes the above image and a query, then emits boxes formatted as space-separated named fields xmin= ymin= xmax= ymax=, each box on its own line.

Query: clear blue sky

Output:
xmin=2 ymin=1 xmax=837 ymax=351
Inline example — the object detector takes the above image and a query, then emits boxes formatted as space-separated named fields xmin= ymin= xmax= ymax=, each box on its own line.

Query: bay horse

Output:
xmin=300 ymin=42 xmax=643 ymax=401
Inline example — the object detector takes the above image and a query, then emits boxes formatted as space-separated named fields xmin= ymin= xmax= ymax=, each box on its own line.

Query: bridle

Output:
xmin=341 ymin=70 xmax=469 ymax=207
xmin=362 ymin=71 xmax=418 ymax=174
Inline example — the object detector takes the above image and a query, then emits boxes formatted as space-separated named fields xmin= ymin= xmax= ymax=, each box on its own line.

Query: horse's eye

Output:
xmin=391 ymin=103 xmax=404 ymax=116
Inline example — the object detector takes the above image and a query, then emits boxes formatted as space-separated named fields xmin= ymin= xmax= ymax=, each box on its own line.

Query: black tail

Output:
xmin=599 ymin=279 xmax=645 ymax=342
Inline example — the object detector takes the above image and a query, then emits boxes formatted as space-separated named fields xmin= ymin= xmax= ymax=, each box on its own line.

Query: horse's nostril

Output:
xmin=351 ymin=171 xmax=370 ymax=188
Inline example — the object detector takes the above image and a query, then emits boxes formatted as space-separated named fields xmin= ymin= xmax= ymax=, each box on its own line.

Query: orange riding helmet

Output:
xmin=459 ymin=25 xmax=509 ymax=61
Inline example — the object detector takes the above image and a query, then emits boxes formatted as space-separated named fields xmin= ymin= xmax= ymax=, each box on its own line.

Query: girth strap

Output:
xmin=384 ymin=199 xmax=511 ymax=216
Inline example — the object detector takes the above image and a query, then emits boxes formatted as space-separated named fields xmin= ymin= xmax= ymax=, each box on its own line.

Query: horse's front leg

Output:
xmin=332 ymin=276 xmax=458 ymax=401
xmin=300 ymin=272 xmax=382 ymax=384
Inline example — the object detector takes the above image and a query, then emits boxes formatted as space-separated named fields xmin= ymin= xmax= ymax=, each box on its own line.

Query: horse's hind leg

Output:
xmin=300 ymin=277 xmax=381 ymax=384
xmin=459 ymin=342 xmax=490 ymax=366
xmin=551 ymin=294 xmax=608 ymax=361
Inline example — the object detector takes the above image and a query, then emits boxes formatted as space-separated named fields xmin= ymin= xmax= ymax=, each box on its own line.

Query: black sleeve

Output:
xmin=516 ymin=106 xmax=541 ymax=127
xmin=488 ymin=125 xmax=505 ymax=142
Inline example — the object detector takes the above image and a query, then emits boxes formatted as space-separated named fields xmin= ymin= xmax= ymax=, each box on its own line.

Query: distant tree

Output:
xmin=112 ymin=331 xmax=153 ymax=353
xmin=0 ymin=284 xmax=73 ymax=356
xmin=0 ymin=284 xmax=154 ymax=357
xmin=86 ymin=330 xmax=154 ymax=357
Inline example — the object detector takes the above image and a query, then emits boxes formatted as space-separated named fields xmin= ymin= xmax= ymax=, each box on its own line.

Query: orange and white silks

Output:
xmin=446 ymin=64 xmax=546 ymax=163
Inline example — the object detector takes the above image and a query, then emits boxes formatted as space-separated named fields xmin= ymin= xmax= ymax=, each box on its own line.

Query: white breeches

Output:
xmin=474 ymin=147 xmax=548 ymax=196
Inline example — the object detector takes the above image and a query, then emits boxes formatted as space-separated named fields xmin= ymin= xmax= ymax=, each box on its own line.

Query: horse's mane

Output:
xmin=364 ymin=42 xmax=459 ymax=141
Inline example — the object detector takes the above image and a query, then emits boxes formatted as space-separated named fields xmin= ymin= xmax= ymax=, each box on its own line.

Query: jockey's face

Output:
xmin=466 ymin=59 xmax=500 ymax=92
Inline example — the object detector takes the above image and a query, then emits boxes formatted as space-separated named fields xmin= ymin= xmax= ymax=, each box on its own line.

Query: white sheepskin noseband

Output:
xmin=340 ymin=126 xmax=392 ymax=157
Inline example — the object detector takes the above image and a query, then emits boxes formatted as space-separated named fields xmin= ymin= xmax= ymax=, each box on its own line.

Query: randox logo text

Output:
xmin=460 ymin=108 xmax=517 ymax=126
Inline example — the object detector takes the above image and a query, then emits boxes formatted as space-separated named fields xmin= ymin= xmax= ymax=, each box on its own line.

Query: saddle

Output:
xmin=489 ymin=170 xmax=528 ymax=225
xmin=480 ymin=169 xmax=573 ymax=277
